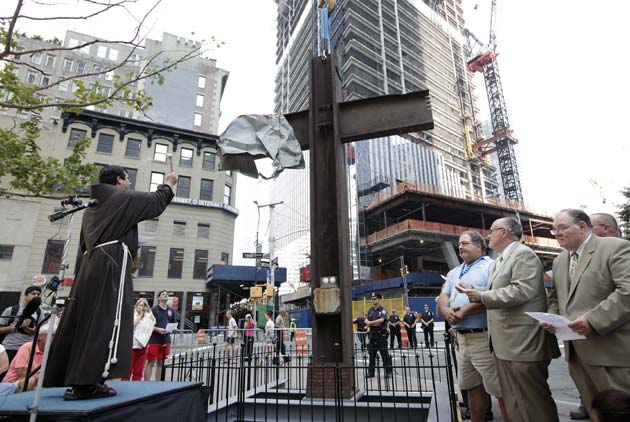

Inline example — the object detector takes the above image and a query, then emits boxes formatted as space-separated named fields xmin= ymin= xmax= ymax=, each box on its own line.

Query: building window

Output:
xmin=109 ymin=49 xmax=119 ymax=60
xmin=173 ymin=221 xmax=186 ymax=237
xmin=96 ymin=133 xmax=114 ymax=154
xmin=193 ymin=113 xmax=202 ymax=127
xmin=197 ymin=75 xmax=206 ymax=89
xmin=44 ymin=54 xmax=56 ymax=67
xmin=119 ymin=110 xmax=133 ymax=118
xmin=193 ymin=250 xmax=208 ymax=279
xmin=150 ymin=172 xmax=164 ymax=192
xmin=221 ymin=252 xmax=230 ymax=265
xmin=0 ymin=245 xmax=15 ymax=260
xmin=125 ymin=168 xmax=137 ymax=191
xmin=202 ymin=151 xmax=215 ymax=170
xmin=41 ymin=75 xmax=51 ymax=87
xmin=97 ymin=46 xmax=107 ymax=58
xmin=195 ymin=94 xmax=204 ymax=107
xmin=144 ymin=218 xmax=159 ymax=233
xmin=138 ymin=246 xmax=156 ymax=277
xmin=93 ymin=65 xmax=103 ymax=76
xmin=76 ymin=62 xmax=86 ymax=74
xmin=200 ymin=179 xmax=213 ymax=201
xmin=12 ymin=47 xmax=24 ymax=60
xmin=42 ymin=240 xmax=64 ymax=274
xmin=105 ymin=71 xmax=114 ymax=81
xmin=197 ymin=223 xmax=210 ymax=239
xmin=168 ymin=248 xmax=184 ymax=278
xmin=154 ymin=144 xmax=168 ymax=162
xmin=176 ymin=176 xmax=190 ymax=198
xmin=58 ymin=79 xmax=70 ymax=92
xmin=68 ymin=128 xmax=87 ymax=148
xmin=224 ymin=185 xmax=232 ymax=205
xmin=63 ymin=58 xmax=74 ymax=72
xmin=26 ymin=72 xmax=37 ymax=85
xmin=180 ymin=148 xmax=193 ymax=167
xmin=125 ymin=138 xmax=141 ymax=158
xmin=31 ymin=53 xmax=42 ymax=64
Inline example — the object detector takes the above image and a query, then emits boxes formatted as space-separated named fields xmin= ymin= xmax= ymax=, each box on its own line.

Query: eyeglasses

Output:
xmin=488 ymin=227 xmax=505 ymax=234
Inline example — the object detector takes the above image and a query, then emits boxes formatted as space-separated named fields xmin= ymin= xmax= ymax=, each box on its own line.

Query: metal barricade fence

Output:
xmin=160 ymin=329 xmax=458 ymax=421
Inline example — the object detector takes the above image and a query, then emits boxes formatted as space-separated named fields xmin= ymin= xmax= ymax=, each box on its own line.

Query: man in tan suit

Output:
xmin=590 ymin=212 xmax=621 ymax=238
xmin=542 ymin=209 xmax=630 ymax=416
xmin=458 ymin=217 xmax=560 ymax=422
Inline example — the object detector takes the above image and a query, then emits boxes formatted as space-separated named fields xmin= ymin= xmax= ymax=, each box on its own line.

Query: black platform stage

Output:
xmin=0 ymin=381 xmax=207 ymax=421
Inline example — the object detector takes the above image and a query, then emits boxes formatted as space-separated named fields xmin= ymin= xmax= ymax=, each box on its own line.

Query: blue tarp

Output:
xmin=352 ymin=272 xmax=444 ymax=298
xmin=288 ymin=308 xmax=312 ymax=328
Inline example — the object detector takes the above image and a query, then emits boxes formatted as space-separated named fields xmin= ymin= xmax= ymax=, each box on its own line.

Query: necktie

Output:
xmin=492 ymin=256 xmax=503 ymax=276
xmin=569 ymin=252 xmax=579 ymax=286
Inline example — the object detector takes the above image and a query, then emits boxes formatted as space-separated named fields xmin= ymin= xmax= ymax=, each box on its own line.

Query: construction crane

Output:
xmin=464 ymin=0 xmax=524 ymax=203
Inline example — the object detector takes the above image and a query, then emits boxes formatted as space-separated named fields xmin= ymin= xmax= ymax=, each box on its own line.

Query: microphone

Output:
xmin=16 ymin=296 xmax=41 ymax=334
xmin=48 ymin=199 xmax=99 ymax=222
xmin=48 ymin=210 xmax=67 ymax=223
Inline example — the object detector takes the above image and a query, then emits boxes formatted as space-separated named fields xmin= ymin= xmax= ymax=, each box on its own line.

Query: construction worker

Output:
xmin=289 ymin=318 xmax=297 ymax=342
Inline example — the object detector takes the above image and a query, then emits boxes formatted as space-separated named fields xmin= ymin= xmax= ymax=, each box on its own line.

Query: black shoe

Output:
xmin=365 ymin=373 xmax=375 ymax=379
xmin=484 ymin=411 xmax=493 ymax=421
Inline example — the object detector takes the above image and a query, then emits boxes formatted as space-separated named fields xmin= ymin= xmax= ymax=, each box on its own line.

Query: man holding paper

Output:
xmin=457 ymin=217 xmax=560 ymax=422
xmin=144 ymin=291 xmax=177 ymax=381
xmin=543 ymin=209 xmax=630 ymax=416
xmin=438 ymin=231 xmax=507 ymax=422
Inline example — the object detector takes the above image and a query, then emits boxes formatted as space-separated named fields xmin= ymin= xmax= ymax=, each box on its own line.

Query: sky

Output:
xmin=4 ymin=0 xmax=629 ymax=266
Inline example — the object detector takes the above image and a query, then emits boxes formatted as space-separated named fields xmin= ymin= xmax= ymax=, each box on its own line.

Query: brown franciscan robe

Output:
xmin=44 ymin=182 xmax=174 ymax=387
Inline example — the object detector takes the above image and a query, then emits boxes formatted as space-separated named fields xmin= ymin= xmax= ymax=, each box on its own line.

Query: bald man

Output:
xmin=590 ymin=213 xmax=621 ymax=238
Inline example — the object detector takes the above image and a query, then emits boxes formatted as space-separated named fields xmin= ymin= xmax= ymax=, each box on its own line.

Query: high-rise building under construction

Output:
xmin=271 ymin=0 xmax=505 ymax=284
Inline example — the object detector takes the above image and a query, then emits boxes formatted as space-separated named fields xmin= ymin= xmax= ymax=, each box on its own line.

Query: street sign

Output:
xmin=260 ymin=260 xmax=270 ymax=268
xmin=242 ymin=252 xmax=270 ymax=259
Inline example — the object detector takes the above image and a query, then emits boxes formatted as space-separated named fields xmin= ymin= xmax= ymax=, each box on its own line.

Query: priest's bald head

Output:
xmin=99 ymin=165 xmax=130 ymax=192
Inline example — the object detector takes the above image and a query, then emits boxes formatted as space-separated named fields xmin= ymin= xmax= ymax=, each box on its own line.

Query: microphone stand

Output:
xmin=28 ymin=198 xmax=92 ymax=422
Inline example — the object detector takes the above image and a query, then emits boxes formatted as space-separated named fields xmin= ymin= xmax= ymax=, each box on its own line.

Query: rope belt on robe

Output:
xmin=85 ymin=240 xmax=132 ymax=380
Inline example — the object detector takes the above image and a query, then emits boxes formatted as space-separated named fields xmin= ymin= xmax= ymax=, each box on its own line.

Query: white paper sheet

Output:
xmin=165 ymin=322 xmax=178 ymax=333
xmin=524 ymin=312 xmax=586 ymax=341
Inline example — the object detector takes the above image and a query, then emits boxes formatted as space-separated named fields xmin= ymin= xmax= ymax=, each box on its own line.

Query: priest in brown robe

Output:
xmin=44 ymin=165 xmax=177 ymax=400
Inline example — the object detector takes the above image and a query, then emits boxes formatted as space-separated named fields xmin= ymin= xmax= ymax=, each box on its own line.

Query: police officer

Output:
xmin=421 ymin=304 xmax=435 ymax=347
xmin=403 ymin=307 xmax=418 ymax=349
xmin=365 ymin=292 xmax=393 ymax=378
xmin=388 ymin=309 xmax=402 ymax=349
xmin=353 ymin=313 xmax=367 ymax=351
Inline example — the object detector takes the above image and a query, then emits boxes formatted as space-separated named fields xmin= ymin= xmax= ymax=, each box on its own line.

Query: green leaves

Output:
xmin=0 ymin=114 xmax=97 ymax=197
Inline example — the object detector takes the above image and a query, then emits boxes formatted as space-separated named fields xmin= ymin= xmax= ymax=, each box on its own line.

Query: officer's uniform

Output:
xmin=403 ymin=310 xmax=418 ymax=349
xmin=353 ymin=316 xmax=367 ymax=350
xmin=388 ymin=313 xmax=402 ymax=349
xmin=366 ymin=294 xmax=393 ymax=377
xmin=421 ymin=308 xmax=435 ymax=347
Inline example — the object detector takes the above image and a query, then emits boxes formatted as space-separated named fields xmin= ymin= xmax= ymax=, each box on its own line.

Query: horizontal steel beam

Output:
xmin=285 ymin=90 xmax=434 ymax=150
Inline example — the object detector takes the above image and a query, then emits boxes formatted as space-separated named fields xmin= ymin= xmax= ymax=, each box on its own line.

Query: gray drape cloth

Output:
xmin=217 ymin=114 xmax=305 ymax=179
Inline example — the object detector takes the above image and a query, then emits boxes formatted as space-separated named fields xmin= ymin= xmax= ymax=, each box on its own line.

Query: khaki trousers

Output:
xmin=495 ymin=358 xmax=559 ymax=422
xmin=568 ymin=344 xmax=630 ymax=416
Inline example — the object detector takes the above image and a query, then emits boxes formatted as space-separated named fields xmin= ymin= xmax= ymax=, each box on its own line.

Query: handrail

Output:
xmin=367 ymin=218 xmax=559 ymax=248
xmin=365 ymin=181 xmax=554 ymax=218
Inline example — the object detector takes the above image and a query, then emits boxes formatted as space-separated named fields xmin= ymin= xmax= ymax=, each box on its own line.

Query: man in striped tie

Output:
xmin=543 ymin=209 xmax=630 ymax=418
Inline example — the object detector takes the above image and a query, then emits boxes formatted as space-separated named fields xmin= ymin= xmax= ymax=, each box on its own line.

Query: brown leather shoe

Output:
xmin=569 ymin=407 xmax=589 ymax=420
